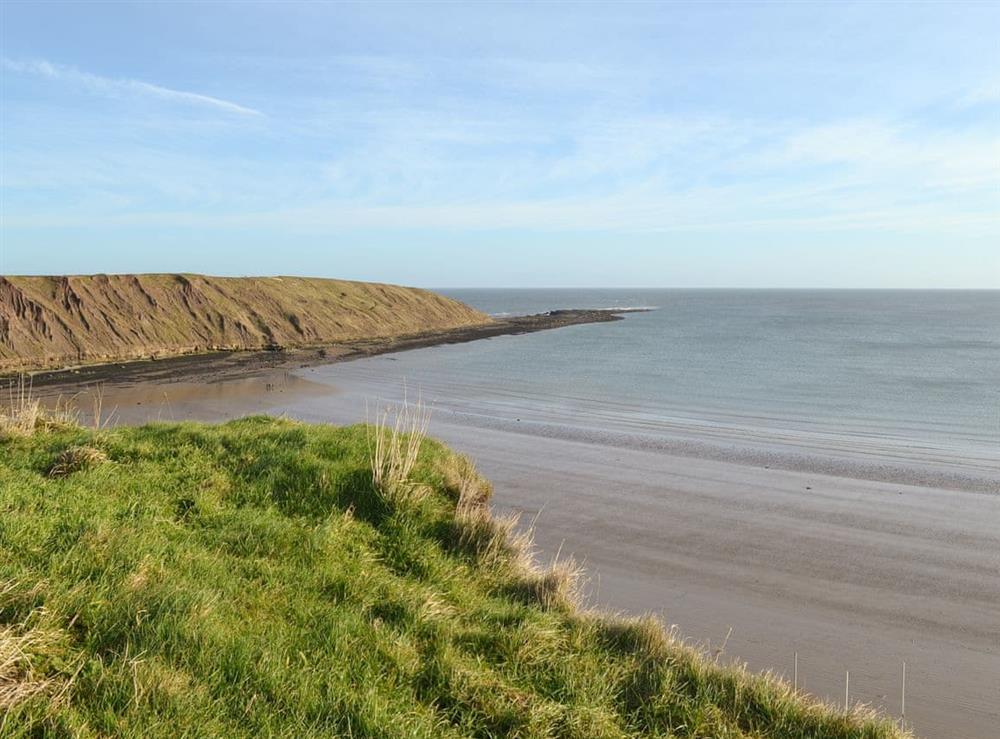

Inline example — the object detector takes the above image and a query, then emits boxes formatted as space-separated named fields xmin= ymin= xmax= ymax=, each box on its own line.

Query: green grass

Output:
xmin=0 ymin=417 xmax=908 ymax=738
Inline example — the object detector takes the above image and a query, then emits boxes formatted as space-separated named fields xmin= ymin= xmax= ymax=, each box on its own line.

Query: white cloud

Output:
xmin=2 ymin=58 xmax=262 ymax=116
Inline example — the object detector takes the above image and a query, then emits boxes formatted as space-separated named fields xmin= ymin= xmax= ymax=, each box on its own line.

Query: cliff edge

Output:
xmin=0 ymin=274 xmax=491 ymax=372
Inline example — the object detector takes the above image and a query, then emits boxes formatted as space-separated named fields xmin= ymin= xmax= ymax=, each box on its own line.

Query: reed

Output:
xmin=0 ymin=376 xmax=41 ymax=436
xmin=366 ymin=396 xmax=431 ymax=507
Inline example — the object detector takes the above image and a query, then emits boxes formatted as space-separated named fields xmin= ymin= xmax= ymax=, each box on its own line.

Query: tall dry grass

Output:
xmin=437 ymin=449 xmax=583 ymax=611
xmin=366 ymin=397 xmax=431 ymax=507
xmin=0 ymin=376 xmax=113 ymax=437
xmin=0 ymin=624 xmax=59 ymax=713
xmin=0 ymin=582 xmax=75 ymax=730
xmin=0 ymin=376 xmax=42 ymax=436
xmin=366 ymin=398 xmax=583 ymax=609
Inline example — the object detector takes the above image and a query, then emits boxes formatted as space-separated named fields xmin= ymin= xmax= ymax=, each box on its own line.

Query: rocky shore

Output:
xmin=17 ymin=308 xmax=645 ymax=392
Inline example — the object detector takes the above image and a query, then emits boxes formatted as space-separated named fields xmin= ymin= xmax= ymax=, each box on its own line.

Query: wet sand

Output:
xmin=454 ymin=431 xmax=1000 ymax=739
xmin=35 ymin=365 xmax=1000 ymax=739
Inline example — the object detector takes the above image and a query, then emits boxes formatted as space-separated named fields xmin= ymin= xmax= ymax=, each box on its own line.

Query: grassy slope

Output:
xmin=0 ymin=274 xmax=491 ymax=372
xmin=0 ymin=418 xmax=908 ymax=738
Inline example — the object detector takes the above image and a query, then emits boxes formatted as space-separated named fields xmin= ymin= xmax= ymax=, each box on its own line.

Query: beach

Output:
xmin=43 ymin=361 xmax=998 ymax=739
xmin=29 ymin=289 xmax=1000 ymax=739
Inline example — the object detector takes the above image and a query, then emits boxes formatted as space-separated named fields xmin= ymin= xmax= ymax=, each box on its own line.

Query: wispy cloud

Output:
xmin=2 ymin=58 xmax=262 ymax=116
xmin=958 ymin=79 xmax=1000 ymax=107
xmin=4 ymin=100 xmax=997 ymax=241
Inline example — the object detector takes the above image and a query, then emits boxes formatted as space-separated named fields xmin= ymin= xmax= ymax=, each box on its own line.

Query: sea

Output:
xmin=81 ymin=288 xmax=1000 ymax=491
xmin=304 ymin=289 xmax=1000 ymax=491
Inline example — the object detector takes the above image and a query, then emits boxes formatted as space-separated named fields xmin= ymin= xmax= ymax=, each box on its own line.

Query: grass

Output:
xmin=0 ymin=405 xmax=910 ymax=738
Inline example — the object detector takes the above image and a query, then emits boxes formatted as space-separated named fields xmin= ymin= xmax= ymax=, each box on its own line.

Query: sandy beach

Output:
xmin=451 ymin=429 xmax=1000 ymax=739
xmin=40 ymin=353 xmax=999 ymax=739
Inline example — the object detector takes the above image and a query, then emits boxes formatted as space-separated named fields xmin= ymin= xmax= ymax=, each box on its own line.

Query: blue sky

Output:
xmin=1 ymin=1 xmax=997 ymax=287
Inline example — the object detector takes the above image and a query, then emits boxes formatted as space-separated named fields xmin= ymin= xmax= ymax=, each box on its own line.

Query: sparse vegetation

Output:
xmin=0 ymin=410 xmax=909 ymax=738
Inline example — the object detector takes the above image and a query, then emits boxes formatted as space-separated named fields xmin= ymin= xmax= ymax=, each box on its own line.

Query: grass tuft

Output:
xmin=511 ymin=557 xmax=584 ymax=612
xmin=0 ymin=584 xmax=77 ymax=732
xmin=367 ymin=397 xmax=432 ymax=508
xmin=47 ymin=445 xmax=108 ymax=478
xmin=1 ymin=376 xmax=80 ymax=438
xmin=0 ymin=377 xmax=43 ymax=437
xmin=0 ymin=623 xmax=61 ymax=713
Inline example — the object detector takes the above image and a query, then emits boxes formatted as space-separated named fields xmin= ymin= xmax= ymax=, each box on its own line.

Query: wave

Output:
xmin=595 ymin=305 xmax=659 ymax=311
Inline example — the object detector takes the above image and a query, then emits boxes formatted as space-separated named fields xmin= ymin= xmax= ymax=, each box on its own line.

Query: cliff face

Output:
xmin=0 ymin=274 xmax=491 ymax=372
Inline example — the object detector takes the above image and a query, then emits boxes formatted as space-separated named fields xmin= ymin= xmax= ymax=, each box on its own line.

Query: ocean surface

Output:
xmin=442 ymin=289 xmax=999 ymax=449
xmin=310 ymin=288 xmax=1000 ymax=491
xmin=78 ymin=288 xmax=1000 ymax=484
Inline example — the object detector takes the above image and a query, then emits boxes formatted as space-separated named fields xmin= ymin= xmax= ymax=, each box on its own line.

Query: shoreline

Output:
xmin=14 ymin=308 xmax=641 ymax=392
xmin=10 ymin=307 xmax=997 ymax=738
xmin=15 ymin=318 xmax=1000 ymax=739
xmin=277 ymin=370 xmax=999 ymax=739
xmin=53 ymin=362 xmax=997 ymax=739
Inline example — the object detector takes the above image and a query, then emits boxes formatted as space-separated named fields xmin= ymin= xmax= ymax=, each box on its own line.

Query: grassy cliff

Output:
xmin=0 ymin=274 xmax=491 ymax=372
xmin=0 ymin=410 xmax=909 ymax=738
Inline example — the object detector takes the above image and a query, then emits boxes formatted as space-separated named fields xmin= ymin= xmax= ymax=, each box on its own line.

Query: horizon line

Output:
xmin=2 ymin=273 xmax=998 ymax=291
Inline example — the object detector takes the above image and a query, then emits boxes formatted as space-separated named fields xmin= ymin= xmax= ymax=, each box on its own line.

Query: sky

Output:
xmin=1 ymin=1 xmax=998 ymax=288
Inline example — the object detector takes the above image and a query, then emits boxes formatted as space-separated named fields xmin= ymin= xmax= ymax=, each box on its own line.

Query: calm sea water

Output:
xmin=422 ymin=289 xmax=1000 ymax=458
